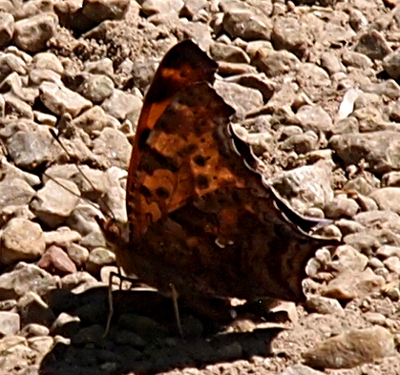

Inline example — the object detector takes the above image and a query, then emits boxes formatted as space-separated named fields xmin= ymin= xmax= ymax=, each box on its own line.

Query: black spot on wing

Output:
xmin=156 ymin=187 xmax=170 ymax=199
xmin=139 ymin=147 xmax=180 ymax=174
xmin=195 ymin=174 xmax=210 ymax=189
xmin=138 ymin=128 xmax=151 ymax=151
xmin=139 ymin=185 xmax=152 ymax=198
xmin=193 ymin=155 xmax=208 ymax=166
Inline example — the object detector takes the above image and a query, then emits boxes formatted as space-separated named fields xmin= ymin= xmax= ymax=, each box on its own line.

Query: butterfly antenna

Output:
xmin=48 ymin=128 xmax=116 ymax=220
xmin=170 ymin=284 xmax=184 ymax=338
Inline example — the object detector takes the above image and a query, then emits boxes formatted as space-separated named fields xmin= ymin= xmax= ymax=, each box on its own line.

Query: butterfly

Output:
xmin=103 ymin=40 xmax=338 ymax=310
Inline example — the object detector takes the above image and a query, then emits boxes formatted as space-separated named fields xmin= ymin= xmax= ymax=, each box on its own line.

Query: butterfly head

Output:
xmin=95 ymin=215 xmax=129 ymax=252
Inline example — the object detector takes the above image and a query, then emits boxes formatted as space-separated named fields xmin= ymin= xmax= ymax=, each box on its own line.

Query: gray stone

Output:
xmin=28 ymin=336 xmax=54 ymax=360
xmin=304 ymin=296 xmax=344 ymax=316
xmin=253 ymin=49 xmax=300 ymax=77
xmin=376 ymin=245 xmax=400 ymax=258
xmin=31 ymin=52 xmax=63 ymax=74
xmin=70 ymin=106 xmax=111 ymax=136
xmin=368 ymin=257 xmax=384 ymax=269
xmin=44 ymin=227 xmax=82 ymax=248
xmin=140 ymin=0 xmax=183 ymax=16
xmin=40 ymin=81 xmax=92 ymax=118
xmin=66 ymin=204 xmax=106 ymax=249
xmin=364 ymin=312 xmax=386 ymax=325
xmin=303 ymin=326 xmax=395 ymax=369
xmin=13 ymin=13 xmax=58 ymax=53
xmin=355 ymin=30 xmax=391 ymax=60
xmin=335 ymin=219 xmax=365 ymax=236
xmin=225 ymin=74 xmax=275 ymax=102
xmin=43 ymin=163 xmax=110 ymax=200
xmin=349 ymin=8 xmax=368 ymax=31
xmin=0 ymin=337 xmax=35 ymax=374
xmin=66 ymin=243 xmax=89 ymax=267
xmin=214 ymin=81 xmax=263 ymax=119
xmin=13 ymin=0 xmax=54 ymax=20
xmin=344 ymin=232 xmax=380 ymax=255
xmin=60 ymin=271 xmax=98 ymax=292
xmin=92 ymin=127 xmax=132 ymax=169
xmin=363 ymin=80 xmax=400 ymax=100
xmin=217 ymin=61 xmax=257 ymax=77
xmin=85 ymin=247 xmax=116 ymax=276
xmin=101 ymin=89 xmax=142 ymax=121
xmin=355 ymin=194 xmax=378 ymax=212
xmin=0 ymin=53 xmax=27 ymax=81
xmin=320 ymin=52 xmax=344 ymax=75
xmin=99 ymin=183 xmax=127 ymax=223
xmin=319 ymin=22 xmax=356 ymax=44
xmin=270 ymin=162 xmax=334 ymax=211
xmin=280 ymin=131 xmax=318 ymax=155
xmin=82 ymin=0 xmax=130 ymax=22
xmin=0 ymin=178 xmax=35 ymax=211
xmin=33 ymin=111 xmax=58 ymax=126
xmin=354 ymin=210 xmax=400 ymax=227
xmin=342 ymin=51 xmax=373 ymax=69
xmin=324 ymin=197 xmax=359 ymax=219
xmin=272 ymin=16 xmax=310 ymax=57
xmin=54 ymin=0 xmax=97 ymax=34
xmin=210 ymin=42 xmax=250 ymax=63
xmin=20 ymin=323 xmax=50 ymax=338
xmin=84 ymin=58 xmax=114 ymax=76
xmin=223 ymin=10 xmax=272 ymax=41
xmin=390 ymin=99 xmax=400 ymax=122
xmin=322 ymin=269 xmax=385 ymax=301
xmin=5 ymin=125 xmax=68 ymax=169
xmin=78 ymin=74 xmax=114 ymax=104
xmin=179 ymin=0 xmax=207 ymax=19
xmin=0 ymin=218 xmax=45 ymax=265
xmin=281 ymin=365 xmax=325 ymax=375
xmin=3 ymin=93 xmax=33 ymax=119
xmin=30 ymin=178 xmax=81 ymax=228
xmin=0 ymin=312 xmax=20 ymax=336
xmin=332 ymin=117 xmax=359 ymax=134
xmin=296 ymin=105 xmax=333 ymax=133
xmin=383 ymin=49 xmax=400 ymax=79
xmin=328 ymin=245 xmax=368 ymax=272
xmin=29 ymin=68 xmax=62 ymax=86
xmin=0 ymin=263 xmax=57 ymax=300
xmin=297 ymin=63 xmax=331 ymax=88
xmin=383 ymin=256 xmax=400 ymax=274
xmin=330 ymin=131 xmax=400 ymax=174
xmin=370 ymin=187 xmax=400 ymax=214
xmin=0 ymin=12 xmax=14 ymax=48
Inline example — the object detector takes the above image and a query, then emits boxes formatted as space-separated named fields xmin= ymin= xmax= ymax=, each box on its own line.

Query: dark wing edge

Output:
xmin=229 ymin=124 xmax=340 ymax=242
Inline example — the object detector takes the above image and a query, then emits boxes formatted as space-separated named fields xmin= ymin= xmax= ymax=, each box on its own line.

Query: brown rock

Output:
xmin=0 ymin=218 xmax=45 ymax=265
xmin=13 ymin=13 xmax=58 ymax=53
xmin=303 ymin=326 xmax=395 ymax=369
xmin=38 ymin=245 xmax=77 ymax=276
xmin=322 ymin=269 xmax=385 ymax=301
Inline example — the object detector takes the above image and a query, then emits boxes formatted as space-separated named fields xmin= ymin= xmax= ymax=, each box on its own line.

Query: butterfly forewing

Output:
xmin=127 ymin=40 xmax=218 ymax=197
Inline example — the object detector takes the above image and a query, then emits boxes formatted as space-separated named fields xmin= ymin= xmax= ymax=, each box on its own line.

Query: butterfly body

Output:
xmin=109 ymin=40 xmax=338 ymax=306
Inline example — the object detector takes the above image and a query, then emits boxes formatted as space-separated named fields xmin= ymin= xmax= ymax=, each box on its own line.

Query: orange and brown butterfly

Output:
xmin=103 ymin=40 xmax=339 ymax=308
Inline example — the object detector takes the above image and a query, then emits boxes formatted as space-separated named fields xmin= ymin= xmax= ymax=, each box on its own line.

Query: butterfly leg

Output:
xmin=103 ymin=269 xmax=121 ymax=337
xmin=170 ymin=284 xmax=184 ymax=338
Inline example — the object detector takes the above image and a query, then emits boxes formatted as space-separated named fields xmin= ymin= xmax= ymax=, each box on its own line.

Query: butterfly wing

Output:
xmin=122 ymin=40 xmax=338 ymax=302
xmin=127 ymin=40 xmax=218 ymax=205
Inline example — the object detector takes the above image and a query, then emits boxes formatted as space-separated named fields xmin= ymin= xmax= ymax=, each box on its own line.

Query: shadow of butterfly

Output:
xmin=101 ymin=40 xmax=340 ymax=313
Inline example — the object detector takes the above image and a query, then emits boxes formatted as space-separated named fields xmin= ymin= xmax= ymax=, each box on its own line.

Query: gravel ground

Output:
xmin=1 ymin=0 xmax=400 ymax=374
